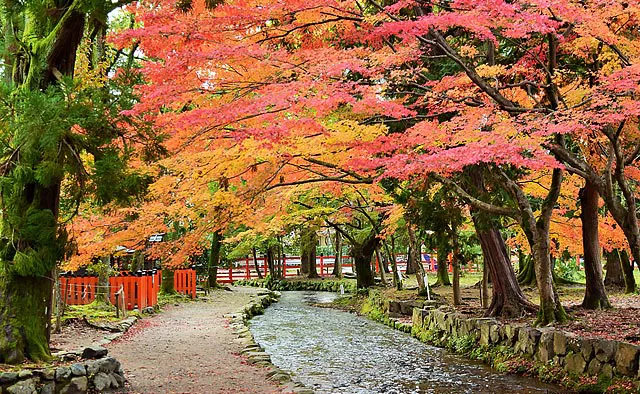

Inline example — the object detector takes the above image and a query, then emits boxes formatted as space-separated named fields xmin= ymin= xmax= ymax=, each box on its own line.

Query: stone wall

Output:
xmin=411 ymin=306 xmax=640 ymax=384
xmin=0 ymin=350 xmax=125 ymax=394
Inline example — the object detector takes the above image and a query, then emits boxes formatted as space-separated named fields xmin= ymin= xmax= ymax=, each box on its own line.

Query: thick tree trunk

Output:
xmin=473 ymin=220 xmax=536 ymax=317
xmin=208 ymin=232 xmax=222 ymax=288
xmin=332 ymin=231 xmax=342 ymax=278
xmin=434 ymin=237 xmax=451 ymax=286
xmin=0 ymin=275 xmax=52 ymax=363
xmin=300 ymin=229 xmax=318 ymax=278
xmin=517 ymin=252 xmax=537 ymax=286
xmin=161 ymin=269 xmax=176 ymax=294
xmin=252 ymin=247 xmax=263 ymax=280
xmin=604 ymin=249 xmax=625 ymax=288
xmin=579 ymin=181 xmax=610 ymax=309
xmin=352 ymin=234 xmax=378 ymax=288
xmin=481 ymin=260 xmax=490 ymax=308
xmin=532 ymin=230 xmax=567 ymax=325
xmin=405 ymin=247 xmax=416 ymax=275
xmin=266 ymin=246 xmax=276 ymax=277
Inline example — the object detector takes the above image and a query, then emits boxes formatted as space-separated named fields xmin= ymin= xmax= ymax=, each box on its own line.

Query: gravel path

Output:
xmin=108 ymin=287 xmax=282 ymax=394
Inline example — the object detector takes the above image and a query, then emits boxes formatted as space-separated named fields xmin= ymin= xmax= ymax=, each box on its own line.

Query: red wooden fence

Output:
xmin=60 ymin=270 xmax=164 ymax=310
xmin=213 ymin=254 xmax=458 ymax=284
xmin=173 ymin=269 xmax=196 ymax=299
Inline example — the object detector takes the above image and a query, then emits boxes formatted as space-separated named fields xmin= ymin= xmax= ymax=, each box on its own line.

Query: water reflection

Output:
xmin=249 ymin=291 xmax=562 ymax=394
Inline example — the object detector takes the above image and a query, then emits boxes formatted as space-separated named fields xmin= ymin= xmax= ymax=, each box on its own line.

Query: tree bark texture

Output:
xmin=208 ymin=232 xmax=222 ymax=288
xmin=604 ymin=249 xmax=625 ymax=288
xmin=579 ymin=181 xmax=610 ymax=309
xmin=473 ymin=220 xmax=536 ymax=317
xmin=332 ymin=231 xmax=342 ymax=278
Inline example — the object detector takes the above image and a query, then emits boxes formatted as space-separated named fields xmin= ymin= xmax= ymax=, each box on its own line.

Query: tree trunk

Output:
xmin=407 ymin=223 xmax=426 ymax=292
xmin=405 ymin=247 xmax=416 ymax=274
xmin=252 ymin=247 xmax=263 ymax=280
xmin=266 ymin=246 xmax=276 ymax=277
xmin=481 ymin=260 xmax=490 ymax=308
xmin=384 ymin=239 xmax=402 ymax=290
xmin=375 ymin=247 xmax=387 ymax=285
xmin=532 ymin=229 xmax=567 ymax=325
xmin=604 ymin=249 xmax=624 ymax=288
xmin=0 ymin=275 xmax=52 ymax=363
xmin=94 ymin=256 xmax=112 ymax=305
xmin=434 ymin=237 xmax=451 ymax=286
xmin=208 ymin=232 xmax=222 ymax=288
xmin=517 ymin=252 xmax=537 ymax=286
xmin=300 ymin=229 xmax=318 ymax=278
xmin=451 ymin=230 xmax=462 ymax=306
xmin=473 ymin=219 xmax=536 ymax=317
xmin=352 ymin=234 xmax=378 ymax=288
xmin=579 ymin=180 xmax=610 ymax=309
xmin=619 ymin=250 xmax=637 ymax=294
xmin=161 ymin=269 xmax=176 ymax=294
xmin=332 ymin=231 xmax=342 ymax=278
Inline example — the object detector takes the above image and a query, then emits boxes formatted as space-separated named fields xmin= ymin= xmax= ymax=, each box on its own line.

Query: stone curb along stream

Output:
xmin=224 ymin=289 xmax=315 ymax=394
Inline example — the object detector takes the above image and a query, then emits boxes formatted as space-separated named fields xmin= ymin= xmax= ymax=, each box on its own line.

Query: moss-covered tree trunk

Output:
xmin=300 ymin=228 xmax=318 ymax=278
xmin=94 ymin=256 xmax=112 ymax=305
xmin=208 ymin=232 xmax=222 ymax=288
xmin=0 ymin=274 xmax=52 ymax=363
xmin=579 ymin=180 xmax=610 ymax=309
xmin=161 ymin=269 xmax=176 ymax=294
xmin=352 ymin=235 xmax=377 ymax=288
xmin=517 ymin=252 xmax=536 ymax=286
xmin=0 ymin=0 xmax=89 ymax=363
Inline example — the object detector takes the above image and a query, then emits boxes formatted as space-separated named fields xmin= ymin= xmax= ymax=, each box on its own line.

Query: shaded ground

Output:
xmin=107 ymin=287 xmax=281 ymax=394
xmin=50 ymin=319 xmax=110 ymax=354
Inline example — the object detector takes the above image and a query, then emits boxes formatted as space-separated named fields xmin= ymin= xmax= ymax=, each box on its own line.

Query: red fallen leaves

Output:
xmin=109 ymin=318 xmax=159 ymax=344
xmin=559 ymin=296 xmax=640 ymax=345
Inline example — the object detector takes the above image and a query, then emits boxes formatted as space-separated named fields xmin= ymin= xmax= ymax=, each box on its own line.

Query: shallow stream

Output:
xmin=249 ymin=291 xmax=562 ymax=394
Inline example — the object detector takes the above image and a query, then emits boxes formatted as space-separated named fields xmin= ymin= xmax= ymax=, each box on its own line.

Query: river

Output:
xmin=249 ymin=291 xmax=562 ymax=394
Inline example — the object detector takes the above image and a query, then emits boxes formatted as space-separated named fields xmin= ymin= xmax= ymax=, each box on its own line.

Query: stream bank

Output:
xmin=249 ymin=291 xmax=560 ymax=393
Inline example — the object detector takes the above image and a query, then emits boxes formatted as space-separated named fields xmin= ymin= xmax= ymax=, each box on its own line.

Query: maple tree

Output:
xmin=94 ymin=0 xmax=640 ymax=327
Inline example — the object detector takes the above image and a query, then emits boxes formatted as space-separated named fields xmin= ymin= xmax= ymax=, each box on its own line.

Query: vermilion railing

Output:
xmin=213 ymin=254 xmax=458 ymax=284
xmin=60 ymin=269 xmax=165 ymax=310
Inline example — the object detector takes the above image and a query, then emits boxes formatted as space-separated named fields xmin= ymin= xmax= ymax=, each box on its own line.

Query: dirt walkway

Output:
xmin=108 ymin=287 xmax=282 ymax=394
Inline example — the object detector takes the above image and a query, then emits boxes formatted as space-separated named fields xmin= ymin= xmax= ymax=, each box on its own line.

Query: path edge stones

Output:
xmin=224 ymin=288 xmax=315 ymax=394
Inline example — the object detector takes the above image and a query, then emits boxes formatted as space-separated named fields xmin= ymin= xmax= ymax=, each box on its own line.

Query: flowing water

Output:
xmin=249 ymin=291 xmax=562 ymax=394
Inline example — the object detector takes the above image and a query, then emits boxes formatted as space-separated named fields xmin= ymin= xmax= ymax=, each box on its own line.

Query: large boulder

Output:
xmin=81 ymin=346 xmax=108 ymax=360
xmin=565 ymin=353 xmax=587 ymax=375
xmin=6 ymin=379 xmax=37 ymax=394
xmin=536 ymin=329 xmax=555 ymax=363
xmin=593 ymin=339 xmax=617 ymax=363
xmin=60 ymin=376 xmax=88 ymax=394
xmin=615 ymin=343 xmax=640 ymax=377
xmin=553 ymin=331 xmax=569 ymax=356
